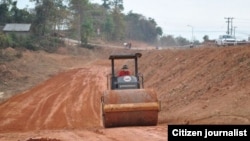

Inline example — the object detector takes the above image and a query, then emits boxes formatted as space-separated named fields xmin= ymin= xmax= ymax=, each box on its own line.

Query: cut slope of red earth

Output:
xmin=140 ymin=45 xmax=250 ymax=124
xmin=0 ymin=45 xmax=250 ymax=141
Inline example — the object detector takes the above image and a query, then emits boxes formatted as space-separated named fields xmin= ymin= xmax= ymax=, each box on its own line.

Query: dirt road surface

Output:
xmin=1 ymin=44 xmax=250 ymax=140
xmin=0 ymin=64 xmax=167 ymax=141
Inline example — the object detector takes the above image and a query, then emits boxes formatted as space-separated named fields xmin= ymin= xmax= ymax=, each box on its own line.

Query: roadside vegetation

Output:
xmin=0 ymin=0 xmax=198 ymax=53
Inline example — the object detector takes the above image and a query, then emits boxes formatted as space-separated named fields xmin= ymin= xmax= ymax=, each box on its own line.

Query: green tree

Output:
xmin=103 ymin=15 xmax=114 ymax=40
xmin=143 ymin=18 xmax=158 ymax=42
xmin=101 ymin=0 xmax=110 ymax=9
xmin=110 ymin=0 xmax=123 ymax=11
xmin=0 ymin=0 xmax=33 ymax=24
xmin=125 ymin=12 xmax=144 ymax=40
xmin=203 ymin=35 xmax=209 ymax=42
xmin=32 ymin=0 xmax=54 ymax=36
xmin=0 ymin=33 xmax=11 ymax=48
xmin=108 ymin=0 xmax=125 ymax=40
xmin=31 ymin=0 xmax=67 ymax=36
xmin=81 ymin=19 xmax=94 ymax=45
xmin=9 ymin=1 xmax=33 ymax=23
xmin=125 ymin=11 xmax=163 ymax=43
xmin=87 ymin=3 xmax=108 ymax=38
xmin=175 ymin=36 xmax=190 ymax=46
xmin=0 ymin=2 xmax=9 ymax=24
xmin=111 ymin=10 xmax=125 ymax=40
xmin=160 ymin=35 xmax=177 ymax=46
xmin=156 ymin=27 xmax=163 ymax=36
xmin=69 ymin=0 xmax=91 ymax=45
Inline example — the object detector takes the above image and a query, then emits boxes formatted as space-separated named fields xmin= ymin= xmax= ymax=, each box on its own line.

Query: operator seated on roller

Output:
xmin=118 ymin=65 xmax=130 ymax=76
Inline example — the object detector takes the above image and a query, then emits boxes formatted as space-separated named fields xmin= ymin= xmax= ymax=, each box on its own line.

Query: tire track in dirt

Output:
xmin=0 ymin=66 xmax=108 ymax=132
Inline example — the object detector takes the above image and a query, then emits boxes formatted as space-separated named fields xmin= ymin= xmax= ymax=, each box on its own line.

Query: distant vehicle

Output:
xmin=156 ymin=46 xmax=162 ymax=50
xmin=215 ymin=35 xmax=237 ymax=46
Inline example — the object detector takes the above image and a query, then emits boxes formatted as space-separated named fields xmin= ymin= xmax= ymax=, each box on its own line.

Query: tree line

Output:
xmin=0 ymin=0 xmax=197 ymax=50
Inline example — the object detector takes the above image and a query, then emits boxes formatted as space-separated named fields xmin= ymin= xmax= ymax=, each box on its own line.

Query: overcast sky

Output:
xmin=18 ymin=0 xmax=250 ymax=41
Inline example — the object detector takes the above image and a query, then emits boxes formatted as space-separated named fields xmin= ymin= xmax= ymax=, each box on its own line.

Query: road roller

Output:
xmin=101 ymin=52 xmax=160 ymax=128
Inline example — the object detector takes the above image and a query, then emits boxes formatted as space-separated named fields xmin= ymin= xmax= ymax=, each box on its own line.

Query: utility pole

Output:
xmin=225 ymin=17 xmax=230 ymax=35
xmin=225 ymin=17 xmax=234 ymax=35
xmin=230 ymin=18 xmax=234 ymax=35
xmin=234 ymin=26 xmax=237 ymax=38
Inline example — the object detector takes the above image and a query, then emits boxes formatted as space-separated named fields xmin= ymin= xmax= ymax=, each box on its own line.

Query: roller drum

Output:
xmin=101 ymin=89 xmax=160 ymax=128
